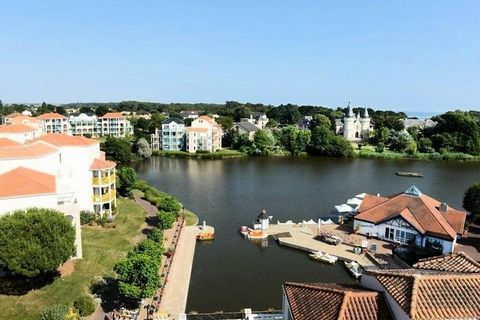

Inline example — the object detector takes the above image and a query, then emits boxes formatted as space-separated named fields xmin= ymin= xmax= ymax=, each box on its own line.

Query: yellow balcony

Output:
xmin=93 ymin=190 xmax=116 ymax=203
xmin=92 ymin=174 xmax=116 ymax=186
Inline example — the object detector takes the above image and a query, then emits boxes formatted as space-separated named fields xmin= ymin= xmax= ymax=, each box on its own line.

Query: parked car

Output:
xmin=318 ymin=233 xmax=342 ymax=245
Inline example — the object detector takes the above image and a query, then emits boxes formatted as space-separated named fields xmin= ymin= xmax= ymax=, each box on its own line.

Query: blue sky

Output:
xmin=1 ymin=1 xmax=479 ymax=112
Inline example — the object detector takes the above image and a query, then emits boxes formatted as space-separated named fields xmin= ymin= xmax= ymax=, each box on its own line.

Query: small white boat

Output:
xmin=240 ymin=226 xmax=249 ymax=236
xmin=309 ymin=251 xmax=338 ymax=264
xmin=344 ymin=260 xmax=363 ymax=279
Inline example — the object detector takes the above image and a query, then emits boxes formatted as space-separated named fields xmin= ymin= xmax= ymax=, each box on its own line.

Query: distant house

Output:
xmin=186 ymin=116 xmax=223 ymax=153
xmin=151 ymin=117 xmax=185 ymax=151
xmin=179 ymin=111 xmax=199 ymax=120
xmin=98 ymin=112 xmax=134 ymax=137
xmin=282 ymin=251 xmax=480 ymax=320
xmin=68 ymin=113 xmax=98 ymax=137
xmin=233 ymin=122 xmax=259 ymax=140
xmin=353 ymin=185 xmax=466 ymax=254
xmin=403 ymin=118 xmax=437 ymax=130
xmin=240 ymin=114 xmax=269 ymax=129
xmin=297 ymin=116 xmax=313 ymax=130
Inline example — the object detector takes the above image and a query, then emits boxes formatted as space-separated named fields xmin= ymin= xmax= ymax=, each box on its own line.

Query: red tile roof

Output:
xmin=0 ymin=138 xmax=22 ymax=147
xmin=0 ymin=167 xmax=56 ymax=198
xmin=0 ymin=141 xmax=58 ymax=159
xmin=36 ymin=112 xmax=67 ymax=119
xmin=90 ymin=158 xmax=116 ymax=170
xmin=283 ymin=282 xmax=392 ymax=320
xmin=355 ymin=190 xmax=465 ymax=240
xmin=365 ymin=268 xmax=480 ymax=319
xmin=0 ymin=123 xmax=37 ymax=133
xmin=30 ymin=133 xmax=99 ymax=147
xmin=196 ymin=115 xmax=216 ymax=124
xmin=187 ymin=127 xmax=209 ymax=133
xmin=100 ymin=112 xmax=124 ymax=119
xmin=413 ymin=252 xmax=480 ymax=273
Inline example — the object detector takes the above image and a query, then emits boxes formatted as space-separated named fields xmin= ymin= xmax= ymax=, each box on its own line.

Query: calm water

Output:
xmin=135 ymin=156 xmax=480 ymax=312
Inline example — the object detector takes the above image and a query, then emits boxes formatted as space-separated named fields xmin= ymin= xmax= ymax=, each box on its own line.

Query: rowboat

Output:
xmin=344 ymin=260 xmax=363 ymax=279
xmin=309 ymin=251 xmax=338 ymax=264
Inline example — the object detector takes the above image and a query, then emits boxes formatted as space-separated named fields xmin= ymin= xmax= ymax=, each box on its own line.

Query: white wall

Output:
xmin=0 ymin=151 xmax=60 ymax=175
xmin=0 ymin=131 xmax=38 ymax=144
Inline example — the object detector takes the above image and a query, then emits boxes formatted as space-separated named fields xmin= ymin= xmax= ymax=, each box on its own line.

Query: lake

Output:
xmin=135 ymin=156 xmax=480 ymax=312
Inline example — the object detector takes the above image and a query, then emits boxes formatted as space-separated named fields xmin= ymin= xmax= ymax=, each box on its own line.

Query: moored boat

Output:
xmin=344 ymin=260 xmax=363 ymax=279
xmin=309 ymin=251 xmax=338 ymax=264
xmin=240 ymin=226 xmax=249 ymax=237
xmin=247 ymin=229 xmax=268 ymax=239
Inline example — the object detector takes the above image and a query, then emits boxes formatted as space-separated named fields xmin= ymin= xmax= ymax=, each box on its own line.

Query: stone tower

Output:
xmin=343 ymin=101 xmax=355 ymax=141
xmin=360 ymin=107 xmax=371 ymax=135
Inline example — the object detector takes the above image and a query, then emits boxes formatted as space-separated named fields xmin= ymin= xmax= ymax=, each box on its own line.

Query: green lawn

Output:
xmin=0 ymin=198 xmax=146 ymax=320
xmin=155 ymin=148 xmax=246 ymax=159
xmin=185 ymin=209 xmax=199 ymax=226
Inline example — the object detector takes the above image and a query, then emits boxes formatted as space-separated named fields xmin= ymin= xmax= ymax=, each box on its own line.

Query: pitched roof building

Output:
xmin=412 ymin=251 xmax=480 ymax=273
xmin=353 ymin=186 xmax=466 ymax=254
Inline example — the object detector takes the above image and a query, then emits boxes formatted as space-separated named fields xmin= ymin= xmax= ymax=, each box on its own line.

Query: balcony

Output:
xmin=93 ymin=189 xmax=116 ymax=203
xmin=92 ymin=174 xmax=116 ymax=186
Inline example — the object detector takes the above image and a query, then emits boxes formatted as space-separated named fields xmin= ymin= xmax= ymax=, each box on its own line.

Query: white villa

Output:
xmin=37 ymin=112 xmax=71 ymax=134
xmin=353 ymin=186 xmax=466 ymax=254
xmin=240 ymin=114 xmax=269 ymax=129
xmin=151 ymin=117 xmax=185 ymax=151
xmin=98 ymin=112 xmax=134 ymax=137
xmin=186 ymin=115 xmax=223 ymax=153
xmin=0 ymin=133 xmax=119 ymax=259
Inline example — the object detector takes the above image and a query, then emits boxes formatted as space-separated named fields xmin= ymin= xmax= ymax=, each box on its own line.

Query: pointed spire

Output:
xmin=347 ymin=100 xmax=354 ymax=118
xmin=404 ymin=185 xmax=422 ymax=197
xmin=363 ymin=107 xmax=369 ymax=118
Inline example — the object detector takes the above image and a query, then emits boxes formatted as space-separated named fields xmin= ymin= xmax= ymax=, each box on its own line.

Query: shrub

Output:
xmin=132 ymin=239 xmax=164 ymax=260
xmin=147 ymin=227 xmax=164 ymax=243
xmin=37 ymin=305 xmax=68 ymax=320
xmin=158 ymin=210 xmax=176 ymax=229
xmin=96 ymin=215 xmax=109 ymax=226
xmin=375 ymin=143 xmax=385 ymax=153
xmin=80 ymin=210 xmax=95 ymax=225
xmin=74 ymin=295 xmax=96 ymax=317
xmin=158 ymin=196 xmax=181 ymax=215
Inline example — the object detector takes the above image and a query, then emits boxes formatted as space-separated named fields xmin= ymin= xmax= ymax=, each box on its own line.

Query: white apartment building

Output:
xmin=98 ymin=112 xmax=133 ymax=137
xmin=68 ymin=113 xmax=98 ymax=137
xmin=0 ymin=133 xmax=119 ymax=259
xmin=151 ymin=118 xmax=185 ymax=151
xmin=186 ymin=116 xmax=223 ymax=153
xmin=37 ymin=112 xmax=71 ymax=134
xmin=0 ymin=123 xmax=43 ymax=143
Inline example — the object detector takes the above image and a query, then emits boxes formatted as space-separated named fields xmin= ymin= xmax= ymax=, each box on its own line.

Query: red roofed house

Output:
xmin=98 ymin=112 xmax=133 ymax=137
xmin=353 ymin=186 xmax=466 ymax=254
xmin=37 ymin=112 xmax=70 ymax=134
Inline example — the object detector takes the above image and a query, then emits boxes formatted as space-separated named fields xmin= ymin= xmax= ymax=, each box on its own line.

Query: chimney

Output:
xmin=439 ymin=202 xmax=449 ymax=213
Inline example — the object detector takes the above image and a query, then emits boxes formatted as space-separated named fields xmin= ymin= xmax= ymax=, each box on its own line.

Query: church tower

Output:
xmin=343 ymin=101 xmax=355 ymax=140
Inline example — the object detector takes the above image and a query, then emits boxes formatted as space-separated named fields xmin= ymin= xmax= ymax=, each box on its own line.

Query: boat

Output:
xmin=320 ymin=234 xmax=342 ymax=245
xmin=247 ymin=229 xmax=268 ymax=239
xmin=240 ymin=226 xmax=249 ymax=236
xmin=196 ymin=232 xmax=214 ymax=241
xmin=396 ymin=171 xmax=424 ymax=178
xmin=344 ymin=260 xmax=363 ymax=279
xmin=309 ymin=251 xmax=338 ymax=264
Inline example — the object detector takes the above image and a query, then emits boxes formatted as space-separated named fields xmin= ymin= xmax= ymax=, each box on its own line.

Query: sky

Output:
xmin=0 ymin=1 xmax=479 ymax=113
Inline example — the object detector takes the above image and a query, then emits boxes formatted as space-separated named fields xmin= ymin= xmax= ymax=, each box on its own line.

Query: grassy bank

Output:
xmin=356 ymin=149 xmax=480 ymax=161
xmin=0 ymin=198 xmax=146 ymax=320
xmin=154 ymin=148 xmax=246 ymax=159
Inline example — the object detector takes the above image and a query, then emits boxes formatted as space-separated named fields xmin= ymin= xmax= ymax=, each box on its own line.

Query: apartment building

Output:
xmin=98 ymin=112 xmax=133 ymax=137
xmin=37 ymin=112 xmax=71 ymax=134
xmin=151 ymin=118 xmax=185 ymax=151
xmin=68 ymin=112 xmax=98 ymax=137
xmin=186 ymin=116 xmax=223 ymax=153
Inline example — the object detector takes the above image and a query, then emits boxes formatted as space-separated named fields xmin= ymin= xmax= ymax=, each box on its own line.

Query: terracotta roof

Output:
xmin=365 ymin=268 xmax=480 ymax=319
xmin=6 ymin=115 xmax=40 ymax=125
xmin=355 ymin=188 xmax=465 ymax=240
xmin=90 ymin=158 xmax=116 ymax=170
xmin=30 ymin=133 xmax=99 ymax=147
xmin=0 ymin=141 xmax=58 ymax=159
xmin=283 ymin=282 xmax=392 ymax=320
xmin=0 ymin=123 xmax=37 ymax=133
xmin=0 ymin=138 xmax=22 ymax=147
xmin=0 ymin=167 xmax=56 ymax=198
xmin=197 ymin=115 xmax=216 ymax=124
xmin=4 ymin=112 xmax=21 ymax=118
xmin=36 ymin=112 xmax=67 ymax=119
xmin=100 ymin=112 xmax=124 ymax=119
xmin=413 ymin=252 xmax=480 ymax=273
xmin=187 ymin=127 xmax=209 ymax=133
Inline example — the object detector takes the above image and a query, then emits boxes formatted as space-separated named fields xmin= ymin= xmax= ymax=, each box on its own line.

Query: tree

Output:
xmin=375 ymin=142 xmax=385 ymax=153
xmin=158 ymin=196 xmax=181 ymax=214
xmin=265 ymin=119 xmax=279 ymax=128
xmin=114 ymin=253 xmax=160 ymax=300
xmin=74 ymin=295 xmax=96 ymax=317
xmin=136 ymin=138 xmax=152 ymax=158
xmin=95 ymin=105 xmax=109 ymax=117
xmin=132 ymin=239 xmax=164 ymax=260
xmin=251 ymin=130 xmax=276 ymax=155
xmin=279 ymin=126 xmax=311 ymax=155
xmin=308 ymin=114 xmax=354 ymax=157
xmin=0 ymin=209 xmax=76 ymax=277
xmin=216 ymin=116 xmax=234 ymax=130
xmin=103 ymin=136 xmax=133 ymax=163
xmin=464 ymin=183 xmax=480 ymax=218
xmin=266 ymin=104 xmax=301 ymax=125
xmin=147 ymin=227 xmax=164 ymax=243
xmin=418 ymin=137 xmax=435 ymax=153
xmin=54 ymin=106 xmax=67 ymax=116
xmin=388 ymin=131 xmax=412 ymax=152
xmin=79 ymin=106 xmax=94 ymax=114
xmin=116 ymin=167 xmax=138 ymax=197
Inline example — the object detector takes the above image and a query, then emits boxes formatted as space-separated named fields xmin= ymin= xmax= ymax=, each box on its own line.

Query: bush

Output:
xmin=74 ymin=295 xmax=96 ymax=317
xmin=158 ymin=210 xmax=176 ymax=229
xmin=375 ymin=143 xmax=385 ymax=153
xmin=147 ymin=227 xmax=164 ymax=243
xmin=37 ymin=305 xmax=68 ymax=320
xmin=80 ymin=210 xmax=95 ymax=225
xmin=158 ymin=196 xmax=181 ymax=215
xmin=132 ymin=239 xmax=164 ymax=260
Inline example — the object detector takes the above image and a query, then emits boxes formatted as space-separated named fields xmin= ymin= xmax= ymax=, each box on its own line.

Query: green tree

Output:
xmin=308 ymin=114 xmax=354 ymax=157
xmin=279 ymin=126 xmax=311 ymax=155
xmin=74 ymin=295 xmax=96 ymax=317
xmin=388 ymin=131 xmax=411 ymax=152
xmin=95 ymin=105 xmax=110 ymax=117
xmin=375 ymin=142 xmax=385 ymax=153
xmin=251 ymin=130 xmax=276 ymax=155
xmin=114 ymin=253 xmax=160 ymax=300
xmin=266 ymin=104 xmax=301 ymax=124
xmin=54 ymin=106 xmax=67 ymax=116
xmin=265 ymin=119 xmax=279 ymax=128
xmin=464 ymin=183 xmax=480 ymax=218
xmin=136 ymin=138 xmax=152 ymax=158
xmin=418 ymin=137 xmax=434 ymax=153
xmin=147 ymin=227 xmax=164 ymax=243
xmin=216 ymin=116 xmax=234 ymax=130
xmin=0 ymin=209 xmax=75 ymax=277
xmin=79 ymin=106 xmax=94 ymax=114
xmin=132 ymin=239 xmax=164 ymax=260
xmin=103 ymin=136 xmax=133 ymax=163
xmin=116 ymin=167 xmax=138 ymax=197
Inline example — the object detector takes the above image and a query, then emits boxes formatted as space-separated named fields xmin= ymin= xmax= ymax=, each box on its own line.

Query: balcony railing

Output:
xmin=93 ymin=189 xmax=116 ymax=203
xmin=92 ymin=174 xmax=116 ymax=186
